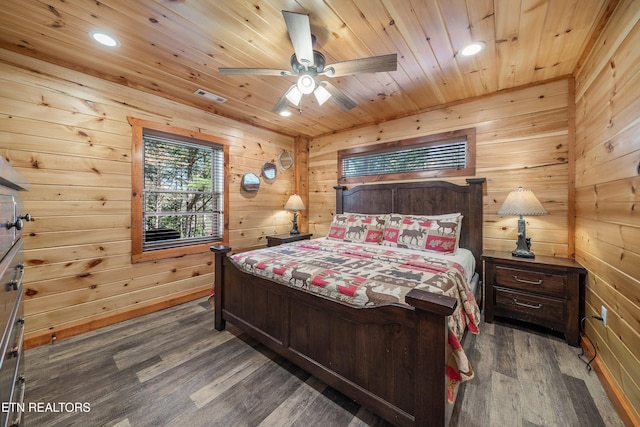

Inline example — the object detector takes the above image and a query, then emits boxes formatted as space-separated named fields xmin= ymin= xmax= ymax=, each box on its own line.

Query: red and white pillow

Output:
xmin=327 ymin=213 xmax=385 ymax=244
xmin=381 ymin=213 xmax=463 ymax=254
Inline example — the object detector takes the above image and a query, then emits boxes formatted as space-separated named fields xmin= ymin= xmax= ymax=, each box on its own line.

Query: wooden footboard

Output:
xmin=211 ymin=246 xmax=457 ymax=427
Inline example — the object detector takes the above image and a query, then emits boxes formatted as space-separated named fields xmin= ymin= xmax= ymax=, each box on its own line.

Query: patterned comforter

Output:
xmin=228 ymin=238 xmax=481 ymax=402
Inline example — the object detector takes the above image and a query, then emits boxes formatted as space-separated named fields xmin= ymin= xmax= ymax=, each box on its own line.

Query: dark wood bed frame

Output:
xmin=211 ymin=178 xmax=485 ymax=426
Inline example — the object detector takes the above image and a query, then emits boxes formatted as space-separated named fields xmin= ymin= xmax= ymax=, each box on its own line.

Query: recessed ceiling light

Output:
xmin=90 ymin=31 xmax=120 ymax=47
xmin=279 ymin=110 xmax=292 ymax=117
xmin=459 ymin=42 xmax=485 ymax=56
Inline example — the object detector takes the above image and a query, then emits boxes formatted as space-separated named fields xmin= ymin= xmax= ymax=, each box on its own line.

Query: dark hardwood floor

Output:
xmin=24 ymin=298 xmax=623 ymax=426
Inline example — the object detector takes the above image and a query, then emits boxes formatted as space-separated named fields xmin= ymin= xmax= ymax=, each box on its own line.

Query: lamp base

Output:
xmin=512 ymin=235 xmax=535 ymax=258
xmin=512 ymin=248 xmax=535 ymax=258
xmin=289 ymin=211 xmax=300 ymax=235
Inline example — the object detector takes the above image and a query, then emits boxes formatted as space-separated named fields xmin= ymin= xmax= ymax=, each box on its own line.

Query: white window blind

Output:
xmin=337 ymin=129 xmax=475 ymax=184
xmin=143 ymin=132 xmax=224 ymax=251
xmin=342 ymin=140 xmax=467 ymax=178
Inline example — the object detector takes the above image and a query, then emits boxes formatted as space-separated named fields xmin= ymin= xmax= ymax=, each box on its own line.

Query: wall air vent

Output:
xmin=193 ymin=89 xmax=227 ymax=103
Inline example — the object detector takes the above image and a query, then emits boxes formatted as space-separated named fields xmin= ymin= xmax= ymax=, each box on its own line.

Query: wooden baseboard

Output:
xmin=24 ymin=288 xmax=210 ymax=350
xmin=580 ymin=335 xmax=640 ymax=427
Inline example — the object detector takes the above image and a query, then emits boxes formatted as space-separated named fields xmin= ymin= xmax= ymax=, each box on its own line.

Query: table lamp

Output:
xmin=498 ymin=187 xmax=548 ymax=258
xmin=284 ymin=194 xmax=305 ymax=235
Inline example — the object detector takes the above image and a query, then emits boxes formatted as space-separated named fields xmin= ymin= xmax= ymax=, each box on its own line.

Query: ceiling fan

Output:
xmin=218 ymin=10 xmax=397 ymax=113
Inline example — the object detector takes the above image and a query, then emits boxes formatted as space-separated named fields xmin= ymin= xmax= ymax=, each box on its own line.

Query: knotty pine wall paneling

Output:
xmin=0 ymin=49 xmax=296 ymax=346
xmin=574 ymin=0 xmax=640 ymax=422
xmin=309 ymin=78 xmax=572 ymax=259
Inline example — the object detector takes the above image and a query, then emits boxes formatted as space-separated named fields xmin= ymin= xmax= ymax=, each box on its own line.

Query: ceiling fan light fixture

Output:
xmin=297 ymin=74 xmax=315 ymax=95
xmin=314 ymin=84 xmax=332 ymax=106
xmin=459 ymin=42 xmax=485 ymax=56
xmin=285 ymin=85 xmax=303 ymax=106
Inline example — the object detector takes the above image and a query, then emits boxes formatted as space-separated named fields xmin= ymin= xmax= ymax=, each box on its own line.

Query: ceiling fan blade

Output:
xmin=325 ymin=54 xmax=397 ymax=77
xmin=272 ymin=86 xmax=295 ymax=113
xmin=282 ymin=11 xmax=315 ymax=67
xmin=322 ymin=81 xmax=357 ymax=111
xmin=218 ymin=68 xmax=293 ymax=76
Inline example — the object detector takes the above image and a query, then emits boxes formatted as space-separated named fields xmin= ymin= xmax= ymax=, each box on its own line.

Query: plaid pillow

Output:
xmin=381 ymin=213 xmax=463 ymax=254
xmin=327 ymin=213 xmax=385 ymax=244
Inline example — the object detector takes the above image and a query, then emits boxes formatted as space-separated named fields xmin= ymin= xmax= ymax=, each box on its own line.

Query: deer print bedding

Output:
xmin=228 ymin=238 xmax=480 ymax=400
xmin=230 ymin=238 xmax=477 ymax=308
xmin=327 ymin=212 xmax=464 ymax=254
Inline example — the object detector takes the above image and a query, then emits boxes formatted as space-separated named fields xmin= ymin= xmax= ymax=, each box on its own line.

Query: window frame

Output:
xmin=337 ymin=128 xmax=476 ymax=184
xmin=129 ymin=117 xmax=229 ymax=263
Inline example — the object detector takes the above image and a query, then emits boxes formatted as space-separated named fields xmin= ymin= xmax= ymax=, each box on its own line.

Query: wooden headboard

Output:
xmin=334 ymin=178 xmax=486 ymax=277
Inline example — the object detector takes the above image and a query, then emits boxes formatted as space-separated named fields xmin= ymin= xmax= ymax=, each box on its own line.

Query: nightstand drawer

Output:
xmin=495 ymin=287 xmax=564 ymax=325
xmin=495 ymin=266 xmax=565 ymax=298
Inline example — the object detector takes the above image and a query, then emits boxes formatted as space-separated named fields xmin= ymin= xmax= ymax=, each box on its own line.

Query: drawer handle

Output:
xmin=7 ymin=264 xmax=25 ymax=291
xmin=10 ymin=376 xmax=26 ymax=427
xmin=8 ymin=318 xmax=25 ymax=359
xmin=513 ymin=298 xmax=542 ymax=309
xmin=513 ymin=275 xmax=543 ymax=285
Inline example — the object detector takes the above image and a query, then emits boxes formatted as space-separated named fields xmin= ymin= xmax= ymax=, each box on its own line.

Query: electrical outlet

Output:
xmin=601 ymin=306 xmax=607 ymax=328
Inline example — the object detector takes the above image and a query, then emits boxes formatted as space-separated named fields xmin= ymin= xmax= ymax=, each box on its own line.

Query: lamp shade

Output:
xmin=285 ymin=85 xmax=303 ymax=106
xmin=284 ymin=194 xmax=305 ymax=211
xmin=497 ymin=187 xmax=548 ymax=216
xmin=314 ymin=83 xmax=332 ymax=105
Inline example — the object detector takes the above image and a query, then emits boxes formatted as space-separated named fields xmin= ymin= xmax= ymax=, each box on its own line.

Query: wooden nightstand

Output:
xmin=266 ymin=233 xmax=312 ymax=247
xmin=483 ymin=250 xmax=586 ymax=346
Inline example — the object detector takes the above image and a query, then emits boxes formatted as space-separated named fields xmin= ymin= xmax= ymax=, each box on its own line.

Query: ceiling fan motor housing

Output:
xmin=290 ymin=50 xmax=326 ymax=74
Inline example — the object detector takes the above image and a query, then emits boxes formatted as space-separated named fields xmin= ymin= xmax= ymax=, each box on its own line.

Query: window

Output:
xmin=129 ymin=118 xmax=228 ymax=262
xmin=338 ymin=128 xmax=475 ymax=184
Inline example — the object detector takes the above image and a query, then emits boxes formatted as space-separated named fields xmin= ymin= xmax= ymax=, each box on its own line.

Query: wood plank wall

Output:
xmin=0 ymin=49 xmax=295 ymax=345
xmin=309 ymin=79 xmax=572 ymax=259
xmin=574 ymin=0 xmax=640 ymax=422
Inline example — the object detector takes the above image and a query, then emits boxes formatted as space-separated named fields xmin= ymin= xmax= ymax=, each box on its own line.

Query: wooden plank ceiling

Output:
xmin=0 ymin=0 xmax=613 ymax=138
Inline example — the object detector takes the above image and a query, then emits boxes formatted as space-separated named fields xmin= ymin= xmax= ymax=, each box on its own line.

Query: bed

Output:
xmin=210 ymin=178 xmax=485 ymax=426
